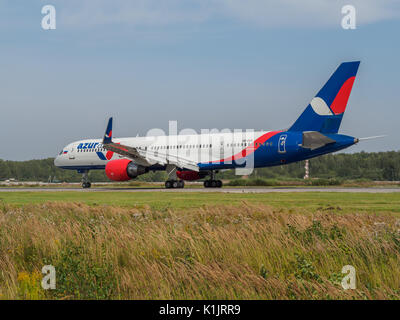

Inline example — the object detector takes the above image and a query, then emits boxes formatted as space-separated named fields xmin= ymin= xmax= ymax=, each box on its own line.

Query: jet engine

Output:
xmin=105 ymin=159 xmax=147 ymax=181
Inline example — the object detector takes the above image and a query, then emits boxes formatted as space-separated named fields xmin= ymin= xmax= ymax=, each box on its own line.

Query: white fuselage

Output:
xmin=54 ymin=131 xmax=272 ymax=170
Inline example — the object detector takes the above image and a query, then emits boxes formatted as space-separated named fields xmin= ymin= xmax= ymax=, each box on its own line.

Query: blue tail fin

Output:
xmin=289 ymin=61 xmax=360 ymax=133
xmin=103 ymin=117 xmax=113 ymax=144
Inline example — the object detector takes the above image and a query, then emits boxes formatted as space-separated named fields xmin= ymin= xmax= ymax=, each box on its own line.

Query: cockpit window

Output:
xmin=59 ymin=151 xmax=63 ymax=155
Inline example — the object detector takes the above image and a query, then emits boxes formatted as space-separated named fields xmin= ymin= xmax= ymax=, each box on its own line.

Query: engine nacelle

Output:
xmin=105 ymin=159 xmax=147 ymax=181
xmin=176 ymin=170 xmax=207 ymax=181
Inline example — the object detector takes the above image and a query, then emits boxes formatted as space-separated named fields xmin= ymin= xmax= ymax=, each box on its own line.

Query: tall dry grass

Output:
xmin=0 ymin=201 xmax=400 ymax=299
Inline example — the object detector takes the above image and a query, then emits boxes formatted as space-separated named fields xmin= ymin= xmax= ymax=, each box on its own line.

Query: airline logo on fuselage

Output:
xmin=77 ymin=142 xmax=114 ymax=160
xmin=77 ymin=142 xmax=100 ymax=150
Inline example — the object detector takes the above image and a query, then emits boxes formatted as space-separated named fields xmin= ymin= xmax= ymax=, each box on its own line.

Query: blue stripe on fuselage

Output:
xmin=96 ymin=152 xmax=107 ymax=160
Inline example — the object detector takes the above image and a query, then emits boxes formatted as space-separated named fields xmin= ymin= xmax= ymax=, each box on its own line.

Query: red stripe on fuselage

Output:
xmin=106 ymin=151 xmax=113 ymax=160
xmin=210 ymin=130 xmax=282 ymax=163
xmin=106 ymin=142 xmax=122 ymax=160
xmin=330 ymin=76 xmax=356 ymax=115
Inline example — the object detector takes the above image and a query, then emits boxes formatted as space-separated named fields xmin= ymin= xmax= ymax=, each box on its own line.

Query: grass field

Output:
xmin=1 ymin=191 xmax=400 ymax=299
xmin=1 ymin=191 xmax=400 ymax=212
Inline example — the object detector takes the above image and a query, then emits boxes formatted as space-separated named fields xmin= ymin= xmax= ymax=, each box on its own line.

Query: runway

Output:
xmin=0 ymin=187 xmax=399 ymax=193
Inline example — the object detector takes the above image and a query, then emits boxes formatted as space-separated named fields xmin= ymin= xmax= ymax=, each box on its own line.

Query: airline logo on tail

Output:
xmin=311 ymin=76 xmax=356 ymax=116
xmin=328 ymin=76 xmax=356 ymax=114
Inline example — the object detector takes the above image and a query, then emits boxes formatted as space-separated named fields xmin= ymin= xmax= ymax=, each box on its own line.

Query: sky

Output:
xmin=0 ymin=0 xmax=400 ymax=160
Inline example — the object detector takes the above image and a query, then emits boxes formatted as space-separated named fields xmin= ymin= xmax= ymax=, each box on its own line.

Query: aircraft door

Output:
xmin=278 ymin=134 xmax=287 ymax=154
xmin=69 ymin=147 xmax=75 ymax=160
xmin=219 ymin=137 xmax=225 ymax=162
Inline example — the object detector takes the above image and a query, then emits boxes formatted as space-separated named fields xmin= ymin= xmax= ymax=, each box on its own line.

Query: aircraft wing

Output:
xmin=102 ymin=118 xmax=199 ymax=172
xmin=103 ymin=142 xmax=150 ymax=166
xmin=143 ymin=148 xmax=200 ymax=172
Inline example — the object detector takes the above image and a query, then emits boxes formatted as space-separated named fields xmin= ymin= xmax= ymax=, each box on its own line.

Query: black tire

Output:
xmin=165 ymin=181 xmax=172 ymax=189
xmin=211 ymin=180 xmax=217 ymax=188
xmin=172 ymin=181 xmax=179 ymax=188
xmin=178 ymin=180 xmax=185 ymax=188
xmin=204 ymin=180 xmax=210 ymax=188
xmin=87 ymin=182 xmax=91 ymax=188
xmin=217 ymin=180 xmax=222 ymax=188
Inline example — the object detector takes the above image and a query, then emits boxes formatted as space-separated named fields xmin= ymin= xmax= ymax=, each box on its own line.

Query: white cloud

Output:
xmin=218 ymin=0 xmax=400 ymax=27
xmin=58 ymin=0 xmax=400 ymax=28
xmin=60 ymin=0 xmax=217 ymax=27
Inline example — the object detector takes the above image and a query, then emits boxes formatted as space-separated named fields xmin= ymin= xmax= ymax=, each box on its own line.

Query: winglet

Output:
xmin=103 ymin=117 xmax=113 ymax=144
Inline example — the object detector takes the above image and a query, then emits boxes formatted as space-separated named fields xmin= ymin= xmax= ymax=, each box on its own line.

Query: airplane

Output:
xmin=54 ymin=61 xmax=366 ymax=189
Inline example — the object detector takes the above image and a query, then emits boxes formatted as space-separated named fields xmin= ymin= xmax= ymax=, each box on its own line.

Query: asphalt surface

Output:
xmin=0 ymin=187 xmax=399 ymax=193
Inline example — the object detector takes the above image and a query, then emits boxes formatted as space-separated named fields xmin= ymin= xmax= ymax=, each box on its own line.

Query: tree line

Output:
xmin=0 ymin=151 xmax=399 ymax=182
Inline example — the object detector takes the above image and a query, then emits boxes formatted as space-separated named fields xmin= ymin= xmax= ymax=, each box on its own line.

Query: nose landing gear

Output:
xmin=82 ymin=182 xmax=91 ymax=188
xmin=80 ymin=170 xmax=91 ymax=189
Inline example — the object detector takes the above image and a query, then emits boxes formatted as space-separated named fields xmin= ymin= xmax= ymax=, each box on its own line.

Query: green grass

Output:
xmin=0 ymin=191 xmax=399 ymax=213
xmin=2 ymin=199 xmax=400 ymax=299
xmin=1 ymin=190 xmax=400 ymax=300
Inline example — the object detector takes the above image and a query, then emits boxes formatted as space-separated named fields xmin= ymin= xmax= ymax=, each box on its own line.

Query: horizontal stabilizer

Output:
xmin=301 ymin=131 xmax=336 ymax=150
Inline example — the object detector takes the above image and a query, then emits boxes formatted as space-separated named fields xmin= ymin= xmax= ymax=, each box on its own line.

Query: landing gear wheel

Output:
xmin=204 ymin=180 xmax=222 ymax=188
xmin=80 ymin=170 xmax=91 ymax=189
xmin=82 ymin=182 xmax=91 ymax=188
xmin=165 ymin=180 xmax=184 ymax=189
xmin=205 ymin=171 xmax=222 ymax=188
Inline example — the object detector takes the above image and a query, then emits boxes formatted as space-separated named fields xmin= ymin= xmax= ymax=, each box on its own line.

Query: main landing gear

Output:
xmin=204 ymin=171 xmax=223 ymax=188
xmin=165 ymin=164 xmax=185 ymax=189
xmin=204 ymin=180 xmax=222 ymax=188
xmin=81 ymin=170 xmax=91 ymax=189
xmin=165 ymin=180 xmax=185 ymax=189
